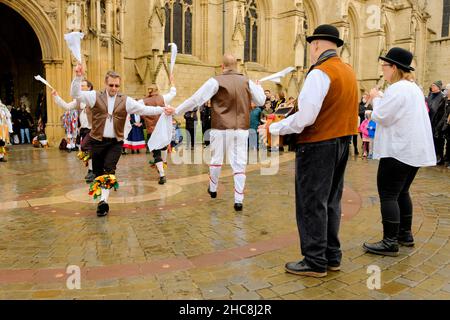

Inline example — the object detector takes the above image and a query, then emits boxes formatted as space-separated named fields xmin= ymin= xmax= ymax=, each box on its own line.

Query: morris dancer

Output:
xmin=53 ymin=79 xmax=96 ymax=182
xmin=175 ymin=54 xmax=265 ymax=211
xmin=71 ymin=63 xmax=175 ymax=217
xmin=141 ymin=79 xmax=176 ymax=185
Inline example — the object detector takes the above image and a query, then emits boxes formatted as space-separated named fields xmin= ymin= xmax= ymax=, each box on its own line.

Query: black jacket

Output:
xmin=184 ymin=107 xmax=198 ymax=129
xmin=428 ymin=92 xmax=446 ymax=136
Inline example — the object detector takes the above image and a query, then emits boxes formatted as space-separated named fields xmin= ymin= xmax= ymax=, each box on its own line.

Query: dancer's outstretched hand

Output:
xmin=163 ymin=105 xmax=176 ymax=116
xmin=75 ymin=63 xmax=85 ymax=77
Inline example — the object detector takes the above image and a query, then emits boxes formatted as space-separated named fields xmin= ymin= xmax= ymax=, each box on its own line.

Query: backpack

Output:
xmin=59 ymin=138 xmax=67 ymax=150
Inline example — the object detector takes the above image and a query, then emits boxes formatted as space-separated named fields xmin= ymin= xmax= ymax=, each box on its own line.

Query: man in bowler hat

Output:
xmin=260 ymin=24 xmax=359 ymax=277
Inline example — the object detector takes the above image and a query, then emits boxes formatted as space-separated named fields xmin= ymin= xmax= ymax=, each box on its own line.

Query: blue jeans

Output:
xmin=295 ymin=136 xmax=351 ymax=271
xmin=20 ymin=128 xmax=31 ymax=144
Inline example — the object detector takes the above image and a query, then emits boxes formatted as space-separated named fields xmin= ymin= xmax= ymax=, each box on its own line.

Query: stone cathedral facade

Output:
xmin=0 ymin=0 xmax=448 ymax=142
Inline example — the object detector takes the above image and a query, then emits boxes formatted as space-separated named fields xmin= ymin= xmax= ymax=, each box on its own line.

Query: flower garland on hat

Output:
xmin=88 ymin=174 xmax=119 ymax=200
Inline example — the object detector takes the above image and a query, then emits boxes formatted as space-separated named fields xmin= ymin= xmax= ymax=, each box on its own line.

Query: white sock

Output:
xmin=156 ymin=162 xmax=165 ymax=177
xmin=161 ymin=150 xmax=168 ymax=163
xmin=88 ymin=159 xmax=93 ymax=171
xmin=0 ymin=154 xmax=4 ymax=159
xmin=100 ymin=188 xmax=110 ymax=203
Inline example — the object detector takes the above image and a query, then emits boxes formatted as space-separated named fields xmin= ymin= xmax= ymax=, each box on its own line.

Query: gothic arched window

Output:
xmin=442 ymin=0 xmax=450 ymax=37
xmin=164 ymin=0 xmax=193 ymax=54
xmin=244 ymin=0 xmax=258 ymax=62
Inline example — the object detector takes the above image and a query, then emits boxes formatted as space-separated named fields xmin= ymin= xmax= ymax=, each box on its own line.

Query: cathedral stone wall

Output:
xmin=1 ymin=0 xmax=448 ymax=143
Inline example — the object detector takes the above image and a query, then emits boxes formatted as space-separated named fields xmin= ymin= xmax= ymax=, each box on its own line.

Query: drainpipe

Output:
xmin=222 ymin=0 xmax=226 ymax=55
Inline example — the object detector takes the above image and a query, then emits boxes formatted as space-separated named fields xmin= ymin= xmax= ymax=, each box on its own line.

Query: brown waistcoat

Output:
xmin=90 ymin=91 xmax=128 ymax=141
xmin=142 ymin=94 xmax=165 ymax=134
xmin=297 ymin=57 xmax=359 ymax=144
xmin=85 ymin=106 xmax=93 ymax=128
xmin=210 ymin=70 xmax=252 ymax=130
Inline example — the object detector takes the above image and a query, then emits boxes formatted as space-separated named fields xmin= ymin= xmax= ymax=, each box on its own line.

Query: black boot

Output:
xmin=363 ymin=222 xmax=399 ymax=257
xmin=97 ymin=201 xmax=109 ymax=217
xmin=158 ymin=176 xmax=167 ymax=185
xmin=399 ymin=215 xmax=414 ymax=247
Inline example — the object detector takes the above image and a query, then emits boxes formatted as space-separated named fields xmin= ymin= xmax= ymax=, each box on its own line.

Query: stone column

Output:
xmin=43 ymin=60 xmax=65 ymax=145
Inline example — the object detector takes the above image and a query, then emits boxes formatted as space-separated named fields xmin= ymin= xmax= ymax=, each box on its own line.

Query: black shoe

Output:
xmin=84 ymin=170 xmax=93 ymax=180
xmin=85 ymin=172 xmax=96 ymax=184
xmin=363 ymin=239 xmax=399 ymax=257
xmin=285 ymin=260 xmax=327 ymax=278
xmin=398 ymin=231 xmax=415 ymax=247
xmin=234 ymin=203 xmax=243 ymax=212
xmin=208 ymin=188 xmax=217 ymax=199
xmin=0 ymin=158 xmax=7 ymax=163
xmin=158 ymin=176 xmax=167 ymax=185
xmin=96 ymin=201 xmax=109 ymax=217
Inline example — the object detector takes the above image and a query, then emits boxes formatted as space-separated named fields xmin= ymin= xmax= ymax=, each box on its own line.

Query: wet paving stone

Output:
xmin=0 ymin=145 xmax=448 ymax=299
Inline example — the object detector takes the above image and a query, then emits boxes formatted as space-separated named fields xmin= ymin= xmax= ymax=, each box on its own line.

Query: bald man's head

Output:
xmin=222 ymin=54 xmax=238 ymax=70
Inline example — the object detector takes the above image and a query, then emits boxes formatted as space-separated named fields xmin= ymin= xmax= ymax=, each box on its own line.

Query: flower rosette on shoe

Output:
xmin=148 ymin=159 xmax=168 ymax=170
xmin=77 ymin=151 xmax=91 ymax=167
xmin=88 ymin=174 xmax=119 ymax=200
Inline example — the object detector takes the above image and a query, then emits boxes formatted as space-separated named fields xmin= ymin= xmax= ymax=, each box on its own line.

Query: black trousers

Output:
xmin=295 ymin=136 xmax=351 ymax=271
xmin=202 ymin=123 xmax=211 ymax=146
xmin=377 ymin=158 xmax=419 ymax=230
xmin=91 ymin=138 xmax=124 ymax=178
xmin=434 ymin=136 xmax=445 ymax=161
xmin=187 ymin=126 xmax=196 ymax=148
xmin=79 ymin=128 xmax=92 ymax=152
xmin=153 ymin=146 xmax=168 ymax=163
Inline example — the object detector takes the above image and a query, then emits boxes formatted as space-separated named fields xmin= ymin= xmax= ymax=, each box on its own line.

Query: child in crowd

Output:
xmin=359 ymin=110 xmax=373 ymax=159
xmin=171 ymin=118 xmax=183 ymax=149
xmin=367 ymin=115 xmax=377 ymax=159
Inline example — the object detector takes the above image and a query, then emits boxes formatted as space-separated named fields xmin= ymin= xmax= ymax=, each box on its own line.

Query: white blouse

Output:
xmin=372 ymin=80 xmax=436 ymax=167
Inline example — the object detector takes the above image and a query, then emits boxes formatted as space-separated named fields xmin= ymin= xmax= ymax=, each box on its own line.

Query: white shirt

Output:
xmin=269 ymin=69 xmax=330 ymax=135
xmin=53 ymin=95 xmax=91 ymax=129
xmin=372 ymin=80 xmax=436 ymax=167
xmin=175 ymin=77 xmax=266 ymax=116
xmin=71 ymin=76 xmax=165 ymax=138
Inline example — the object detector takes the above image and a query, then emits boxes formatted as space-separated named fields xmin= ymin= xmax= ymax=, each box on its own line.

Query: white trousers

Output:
xmin=209 ymin=129 xmax=249 ymax=204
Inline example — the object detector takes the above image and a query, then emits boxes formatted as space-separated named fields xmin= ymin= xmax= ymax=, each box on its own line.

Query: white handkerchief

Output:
xmin=168 ymin=43 xmax=178 ymax=74
xmin=64 ymin=32 xmax=85 ymax=62
xmin=34 ymin=75 xmax=55 ymax=91
xmin=148 ymin=114 xmax=173 ymax=152
xmin=260 ymin=67 xmax=295 ymax=83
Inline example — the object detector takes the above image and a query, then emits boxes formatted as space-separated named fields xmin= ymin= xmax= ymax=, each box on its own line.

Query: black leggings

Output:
xmin=377 ymin=158 xmax=419 ymax=228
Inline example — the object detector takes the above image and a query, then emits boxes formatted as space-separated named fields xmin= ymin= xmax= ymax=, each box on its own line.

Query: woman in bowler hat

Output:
xmin=363 ymin=47 xmax=436 ymax=256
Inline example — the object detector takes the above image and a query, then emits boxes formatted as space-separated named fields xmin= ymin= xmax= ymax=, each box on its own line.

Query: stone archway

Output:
xmin=0 ymin=0 xmax=64 ymax=143
xmin=0 ymin=3 xmax=43 ymax=127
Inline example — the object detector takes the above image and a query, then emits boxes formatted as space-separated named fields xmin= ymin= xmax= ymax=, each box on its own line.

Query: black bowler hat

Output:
xmin=379 ymin=47 xmax=415 ymax=72
xmin=306 ymin=24 xmax=344 ymax=48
